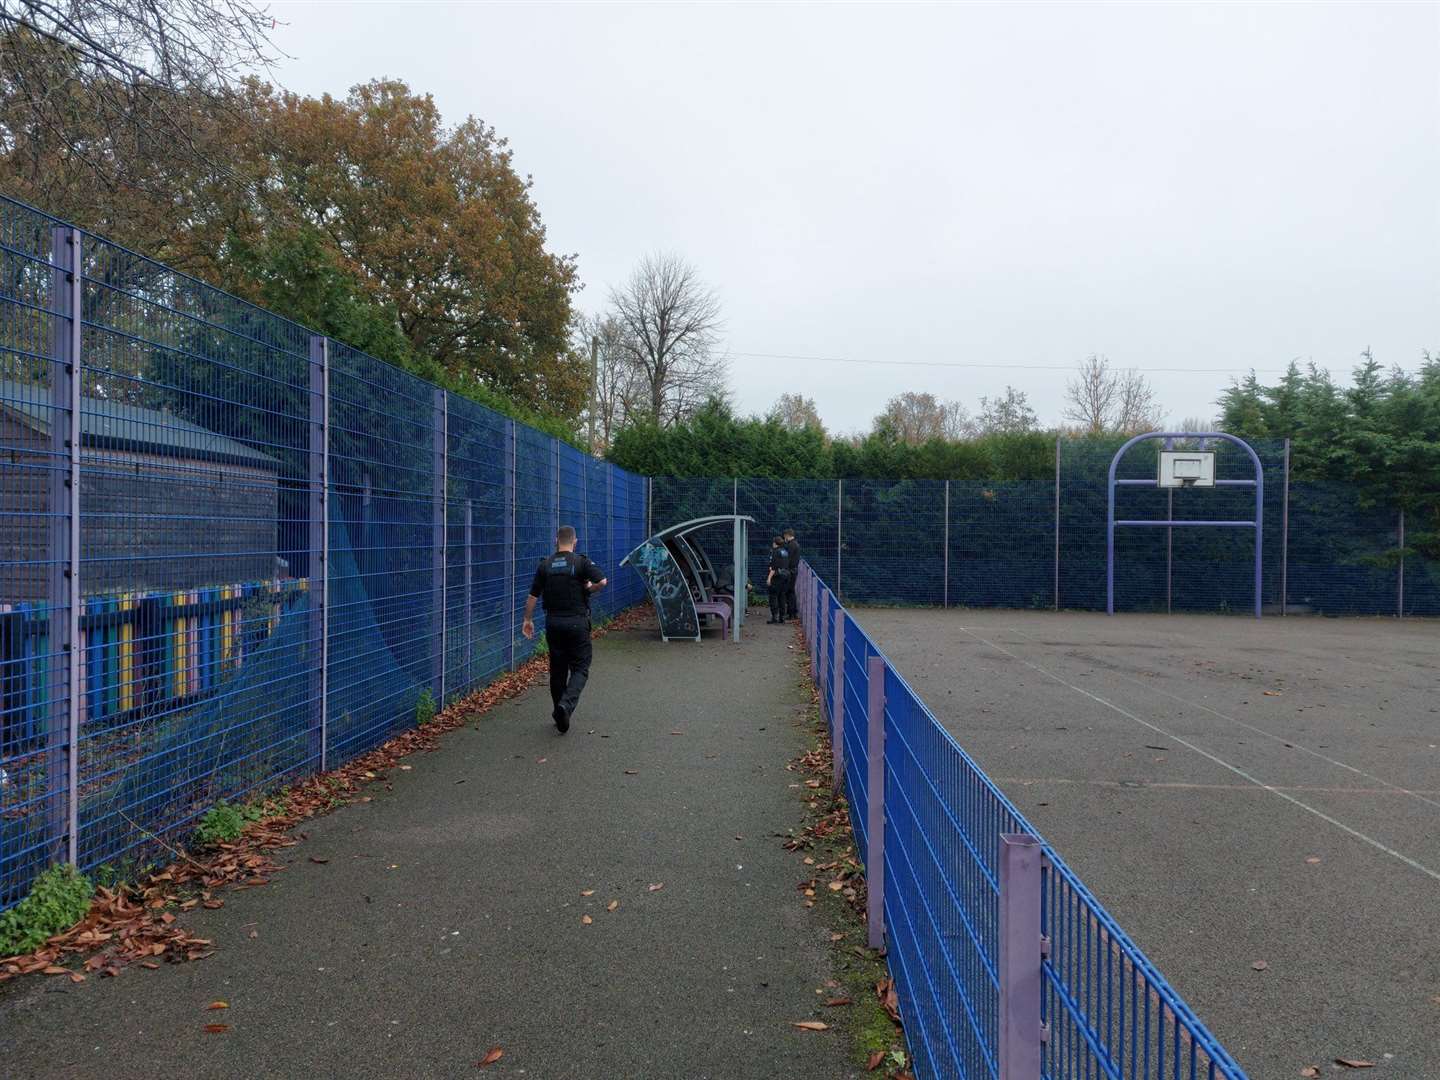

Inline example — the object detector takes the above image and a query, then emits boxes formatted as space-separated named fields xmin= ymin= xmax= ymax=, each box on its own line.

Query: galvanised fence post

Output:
xmin=831 ymin=607 xmax=844 ymax=795
xmin=47 ymin=225 xmax=82 ymax=866
xmin=865 ymin=653 xmax=885 ymax=950
xmin=999 ymin=833 xmax=1046 ymax=1079
xmin=307 ymin=335 xmax=329 ymax=772
xmin=1398 ymin=509 xmax=1405 ymax=618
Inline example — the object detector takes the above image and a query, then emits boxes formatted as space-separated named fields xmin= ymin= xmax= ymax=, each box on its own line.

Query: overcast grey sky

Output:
xmin=269 ymin=1 xmax=1438 ymax=434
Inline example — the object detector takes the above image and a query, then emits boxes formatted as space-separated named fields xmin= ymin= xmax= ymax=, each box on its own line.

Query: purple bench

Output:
xmin=694 ymin=598 xmax=732 ymax=640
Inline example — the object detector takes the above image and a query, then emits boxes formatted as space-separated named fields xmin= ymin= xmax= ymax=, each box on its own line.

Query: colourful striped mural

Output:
xmin=0 ymin=579 xmax=307 ymax=752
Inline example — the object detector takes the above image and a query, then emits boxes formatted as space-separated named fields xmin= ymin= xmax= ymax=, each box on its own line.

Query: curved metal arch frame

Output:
xmin=622 ymin=515 xmax=754 ymax=642
xmin=1107 ymin=432 xmax=1264 ymax=618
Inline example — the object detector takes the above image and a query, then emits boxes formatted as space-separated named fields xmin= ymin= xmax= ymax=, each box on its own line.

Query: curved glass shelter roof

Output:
xmin=621 ymin=516 xmax=754 ymax=642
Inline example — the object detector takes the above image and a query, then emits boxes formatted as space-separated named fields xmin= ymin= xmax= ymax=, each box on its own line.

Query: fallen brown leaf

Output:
xmin=822 ymin=997 xmax=852 ymax=1007
xmin=580 ymin=889 xmax=595 ymax=897
xmin=866 ymin=1051 xmax=884 ymax=1071
xmin=1305 ymin=857 xmax=1321 ymax=865
xmin=206 ymin=1001 xmax=229 ymax=1011
xmin=1252 ymin=961 xmax=1269 ymax=972
xmin=607 ymin=900 xmax=619 ymax=912
xmin=478 ymin=1047 xmax=503 ymax=1067
xmin=140 ymin=962 xmax=160 ymax=971
xmin=790 ymin=1020 xmax=828 ymax=1031
xmin=204 ymin=1024 xmax=229 ymax=1034
xmin=1300 ymin=1069 xmax=1321 ymax=1079
xmin=581 ymin=915 xmax=593 ymax=925
xmin=1335 ymin=1061 xmax=1375 ymax=1070
xmin=624 ymin=770 xmax=638 ymax=775
xmin=309 ymin=857 xmax=329 ymax=865
xmin=647 ymin=883 xmax=664 ymax=892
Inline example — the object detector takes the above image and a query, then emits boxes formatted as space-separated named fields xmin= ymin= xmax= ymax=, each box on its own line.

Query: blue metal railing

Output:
xmin=800 ymin=562 xmax=1248 ymax=1080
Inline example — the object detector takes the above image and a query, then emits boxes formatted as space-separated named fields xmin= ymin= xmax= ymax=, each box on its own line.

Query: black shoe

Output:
xmin=553 ymin=704 xmax=570 ymax=733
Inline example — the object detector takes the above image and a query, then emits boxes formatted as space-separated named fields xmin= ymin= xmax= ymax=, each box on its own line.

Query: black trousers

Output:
xmin=784 ymin=578 xmax=798 ymax=619
xmin=544 ymin=614 xmax=592 ymax=716
xmin=768 ymin=575 xmax=790 ymax=620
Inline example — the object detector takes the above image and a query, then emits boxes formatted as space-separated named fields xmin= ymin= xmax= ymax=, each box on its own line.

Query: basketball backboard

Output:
xmin=1157 ymin=450 xmax=1215 ymax=488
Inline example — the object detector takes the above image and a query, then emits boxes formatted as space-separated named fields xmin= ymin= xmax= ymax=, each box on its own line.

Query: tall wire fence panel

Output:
xmin=0 ymin=196 xmax=647 ymax=912
xmin=655 ymin=442 xmax=1435 ymax=617
xmin=800 ymin=564 xmax=1249 ymax=1080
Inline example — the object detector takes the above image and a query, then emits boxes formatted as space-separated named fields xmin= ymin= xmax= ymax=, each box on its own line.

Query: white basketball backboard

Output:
xmin=1157 ymin=450 xmax=1215 ymax=488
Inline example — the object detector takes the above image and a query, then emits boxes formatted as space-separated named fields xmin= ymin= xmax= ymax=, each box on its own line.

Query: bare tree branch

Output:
xmin=607 ymin=252 xmax=727 ymax=425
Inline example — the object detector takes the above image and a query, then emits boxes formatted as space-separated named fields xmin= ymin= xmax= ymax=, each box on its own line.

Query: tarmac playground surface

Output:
xmin=854 ymin=606 xmax=1440 ymax=1080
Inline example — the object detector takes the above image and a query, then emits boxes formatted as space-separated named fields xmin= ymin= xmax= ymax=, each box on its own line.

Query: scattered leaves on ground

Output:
xmin=0 ymin=608 xmax=656 ymax=987
xmin=791 ymin=1020 xmax=829 ymax=1031
xmin=478 ymin=1047 xmax=504 ymax=1067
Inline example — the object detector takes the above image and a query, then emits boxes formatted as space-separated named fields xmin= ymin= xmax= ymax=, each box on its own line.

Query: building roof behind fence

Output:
xmin=0 ymin=379 xmax=278 ymax=471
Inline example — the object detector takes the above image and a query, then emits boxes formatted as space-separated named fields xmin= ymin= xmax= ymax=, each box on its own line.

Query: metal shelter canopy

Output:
xmin=1107 ymin=431 xmax=1264 ymax=618
xmin=621 ymin=515 xmax=754 ymax=642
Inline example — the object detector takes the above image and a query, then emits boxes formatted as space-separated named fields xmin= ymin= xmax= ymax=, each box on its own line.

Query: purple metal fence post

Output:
xmin=831 ymin=607 xmax=844 ymax=795
xmin=818 ymin=591 xmax=830 ymax=723
xmin=998 ymin=833 xmax=1045 ymax=1079
xmin=865 ymin=654 xmax=885 ymax=950
xmin=464 ymin=498 xmax=474 ymax=687
xmin=47 ymin=226 xmax=82 ymax=865
xmin=432 ymin=388 xmax=448 ymax=704
xmin=1053 ymin=437 xmax=1060 ymax=611
xmin=308 ymin=335 xmax=329 ymax=772
xmin=505 ymin=420 xmax=516 ymax=670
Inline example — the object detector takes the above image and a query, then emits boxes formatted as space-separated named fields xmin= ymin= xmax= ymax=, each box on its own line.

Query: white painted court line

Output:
xmin=956 ymin=627 xmax=1440 ymax=885
xmin=999 ymin=625 xmax=1440 ymax=814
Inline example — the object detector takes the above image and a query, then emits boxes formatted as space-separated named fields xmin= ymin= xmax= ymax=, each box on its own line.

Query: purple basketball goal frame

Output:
xmin=1107 ymin=431 xmax=1264 ymax=618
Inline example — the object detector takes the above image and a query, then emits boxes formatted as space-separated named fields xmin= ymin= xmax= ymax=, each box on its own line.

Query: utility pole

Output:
xmin=588 ymin=334 xmax=599 ymax=455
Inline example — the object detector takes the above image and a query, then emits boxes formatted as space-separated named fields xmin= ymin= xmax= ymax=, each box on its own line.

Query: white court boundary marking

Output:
xmin=955 ymin=627 xmax=1440 ymax=884
xmin=998 ymin=624 xmax=1440 ymax=815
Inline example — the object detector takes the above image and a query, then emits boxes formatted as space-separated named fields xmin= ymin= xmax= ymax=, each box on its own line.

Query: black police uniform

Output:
xmin=783 ymin=536 xmax=801 ymax=619
xmin=767 ymin=544 xmax=792 ymax=623
xmin=529 ymin=550 xmax=606 ymax=723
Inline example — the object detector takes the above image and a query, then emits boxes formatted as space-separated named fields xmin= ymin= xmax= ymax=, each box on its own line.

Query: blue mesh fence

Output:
xmin=800 ymin=564 xmax=1248 ymax=1079
xmin=0 ymin=195 xmax=646 ymax=912
xmin=654 ymin=440 xmax=1433 ymax=616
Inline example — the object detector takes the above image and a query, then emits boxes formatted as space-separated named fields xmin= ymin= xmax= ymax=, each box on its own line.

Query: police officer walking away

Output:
xmin=782 ymin=528 xmax=801 ymax=621
xmin=766 ymin=534 xmax=792 ymax=624
xmin=522 ymin=526 xmax=607 ymax=733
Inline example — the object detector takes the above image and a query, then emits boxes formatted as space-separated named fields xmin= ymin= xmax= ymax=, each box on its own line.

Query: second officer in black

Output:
xmin=522 ymin=525 xmax=607 ymax=733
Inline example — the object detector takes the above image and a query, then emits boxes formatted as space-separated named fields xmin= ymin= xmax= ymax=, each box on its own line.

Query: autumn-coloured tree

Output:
xmin=870 ymin=392 xmax=971 ymax=444
xmin=768 ymin=393 xmax=825 ymax=434
xmin=254 ymin=80 xmax=584 ymax=416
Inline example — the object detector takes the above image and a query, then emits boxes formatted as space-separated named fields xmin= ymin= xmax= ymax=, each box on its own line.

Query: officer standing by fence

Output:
xmin=522 ymin=526 xmax=607 ymax=733
xmin=782 ymin=528 xmax=801 ymax=621
xmin=766 ymin=535 xmax=792 ymax=624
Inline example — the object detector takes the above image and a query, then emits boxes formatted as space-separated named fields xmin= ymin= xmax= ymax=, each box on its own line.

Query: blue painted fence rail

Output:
xmin=0 ymin=193 xmax=648 ymax=912
xmin=798 ymin=561 xmax=1249 ymax=1080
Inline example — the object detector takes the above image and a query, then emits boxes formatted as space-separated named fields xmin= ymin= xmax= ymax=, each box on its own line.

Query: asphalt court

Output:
xmin=853 ymin=607 xmax=1440 ymax=1080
